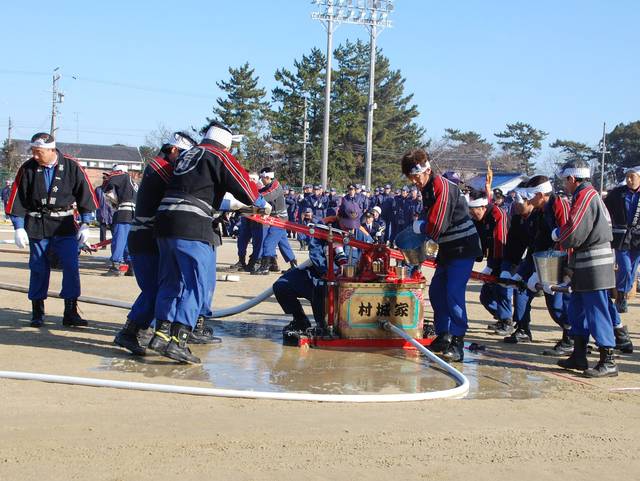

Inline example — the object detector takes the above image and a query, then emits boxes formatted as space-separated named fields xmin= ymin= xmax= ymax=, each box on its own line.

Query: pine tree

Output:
xmin=202 ymin=62 xmax=270 ymax=171
xmin=270 ymin=40 xmax=424 ymax=189
xmin=494 ymin=122 xmax=547 ymax=176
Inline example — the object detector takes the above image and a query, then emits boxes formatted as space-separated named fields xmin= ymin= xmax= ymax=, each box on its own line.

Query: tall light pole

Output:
xmin=311 ymin=0 xmax=394 ymax=189
xmin=50 ymin=67 xmax=64 ymax=138
xmin=297 ymin=97 xmax=311 ymax=187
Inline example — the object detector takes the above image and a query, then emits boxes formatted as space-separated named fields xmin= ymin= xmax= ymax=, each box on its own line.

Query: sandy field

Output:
xmin=0 ymin=225 xmax=639 ymax=481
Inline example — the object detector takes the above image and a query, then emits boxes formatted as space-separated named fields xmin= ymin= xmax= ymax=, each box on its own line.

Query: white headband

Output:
xmin=30 ymin=138 xmax=56 ymax=149
xmin=468 ymin=197 xmax=488 ymax=208
xmin=231 ymin=135 xmax=244 ymax=143
xmin=514 ymin=188 xmax=535 ymax=203
xmin=558 ymin=167 xmax=590 ymax=179
xmin=625 ymin=166 xmax=640 ymax=175
xmin=260 ymin=171 xmax=275 ymax=178
xmin=526 ymin=180 xmax=553 ymax=195
xmin=204 ymin=125 xmax=233 ymax=149
xmin=165 ymin=133 xmax=195 ymax=151
xmin=409 ymin=162 xmax=430 ymax=175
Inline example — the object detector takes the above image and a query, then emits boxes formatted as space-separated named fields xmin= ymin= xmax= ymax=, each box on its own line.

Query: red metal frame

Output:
xmin=297 ymin=335 xmax=434 ymax=350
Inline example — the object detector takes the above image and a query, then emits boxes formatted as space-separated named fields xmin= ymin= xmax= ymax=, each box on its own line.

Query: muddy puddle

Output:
xmin=98 ymin=319 xmax=556 ymax=399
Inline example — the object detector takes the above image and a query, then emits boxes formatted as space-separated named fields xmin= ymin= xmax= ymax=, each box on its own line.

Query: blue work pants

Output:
xmin=28 ymin=235 xmax=80 ymax=300
xmin=429 ymin=257 xmax=475 ymax=337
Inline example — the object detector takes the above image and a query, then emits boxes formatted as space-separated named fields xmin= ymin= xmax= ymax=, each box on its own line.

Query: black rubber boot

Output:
xmin=583 ymin=347 xmax=618 ymax=378
xmin=441 ymin=335 xmax=464 ymax=362
xmin=148 ymin=320 xmax=172 ymax=354
xmin=30 ymin=299 xmax=45 ymax=328
xmin=615 ymin=291 xmax=628 ymax=313
xmin=428 ymin=333 xmax=452 ymax=353
xmin=188 ymin=316 xmax=221 ymax=344
xmin=62 ymin=298 xmax=88 ymax=327
xmin=558 ymin=336 xmax=588 ymax=371
xmin=269 ymin=256 xmax=280 ymax=272
xmin=228 ymin=256 xmax=246 ymax=272
xmin=114 ymin=319 xmax=146 ymax=356
xmin=102 ymin=262 xmax=124 ymax=277
xmin=163 ymin=323 xmax=201 ymax=364
xmin=283 ymin=316 xmax=312 ymax=333
xmin=124 ymin=262 xmax=134 ymax=277
xmin=251 ymin=257 xmax=271 ymax=276
xmin=244 ymin=254 xmax=256 ymax=273
xmin=503 ymin=327 xmax=532 ymax=344
xmin=542 ymin=329 xmax=574 ymax=356
xmin=614 ymin=325 xmax=634 ymax=354
xmin=493 ymin=319 xmax=515 ymax=336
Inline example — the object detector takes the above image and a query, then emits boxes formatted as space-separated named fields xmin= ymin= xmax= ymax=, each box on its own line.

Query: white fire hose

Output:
xmin=0 ymin=260 xmax=469 ymax=401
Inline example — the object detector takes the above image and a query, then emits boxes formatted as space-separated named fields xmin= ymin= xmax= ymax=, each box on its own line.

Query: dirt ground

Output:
xmin=1 ymin=225 xmax=639 ymax=481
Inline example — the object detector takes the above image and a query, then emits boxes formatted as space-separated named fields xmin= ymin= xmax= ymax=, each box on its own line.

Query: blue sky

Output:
xmin=1 ymin=0 xmax=638 ymax=165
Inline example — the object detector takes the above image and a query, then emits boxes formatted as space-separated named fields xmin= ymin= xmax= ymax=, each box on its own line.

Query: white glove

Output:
xmin=262 ymin=202 xmax=272 ymax=216
xmin=527 ymin=272 xmax=540 ymax=292
xmin=480 ymin=266 xmax=492 ymax=276
xmin=512 ymin=273 xmax=523 ymax=283
xmin=14 ymin=228 xmax=29 ymax=249
xmin=542 ymin=282 xmax=555 ymax=295
xmin=499 ymin=270 xmax=512 ymax=281
xmin=228 ymin=197 xmax=249 ymax=211
xmin=412 ymin=220 xmax=425 ymax=234
xmin=551 ymin=228 xmax=560 ymax=242
xmin=76 ymin=224 xmax=90 ymax=245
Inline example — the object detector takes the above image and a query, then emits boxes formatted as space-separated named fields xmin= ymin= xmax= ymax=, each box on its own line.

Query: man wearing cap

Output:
xmin=149 ymin=121 xmax=270 ymax=363
xmin=273 ymin=199 xmax=372 ymax=336
xmin=303 ymin=184 xmax=328 ymax=223
xmin=390 ymin=186 xmax=411 ymax=245
xmin=113 ymin=132 xmax=200 ymax=355
xmin=402 ymin=149 xmax=482 ymax=362
xmin=553 ymin=160 xmax=625 ymax=376
xmin=102 ymin=163 xmax=137 ymax=276
xmin=297 ymin=207 xmax=314 ymax=250
xmin=252 ymin=167 xmax=297 ymax=275
xmin=5 ymin=132 xmax=98 ymax=327
xmin=380 ymin=184 xmax=394 ymax=243
xmin=604 ymin=165 xmax=640 ymax=315
xmin=362 ymin=208 xmax=385 ymax=241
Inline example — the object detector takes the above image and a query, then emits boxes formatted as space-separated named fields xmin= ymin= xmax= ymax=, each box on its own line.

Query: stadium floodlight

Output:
xmin=311 ymin=0 xmax=394 ymax=189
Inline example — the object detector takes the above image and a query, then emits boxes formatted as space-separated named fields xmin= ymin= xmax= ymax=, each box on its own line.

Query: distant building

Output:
xmin=6 ymin=140 xmax=143 ymax=185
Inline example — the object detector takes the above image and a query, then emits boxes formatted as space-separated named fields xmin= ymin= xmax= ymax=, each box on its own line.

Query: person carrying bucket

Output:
xmin=400 ymin=149 xmax=482 ymax=362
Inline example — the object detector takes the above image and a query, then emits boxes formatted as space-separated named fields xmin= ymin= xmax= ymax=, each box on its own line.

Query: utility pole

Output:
xmin=364 ymin=21 xmax=378 ymax=190
xmin=50 ymin=67 xmax=64 ymax=138
xmin=599 ymin=122 xmax=609 ymax=194
xmin=297 ymin=97 xmax=311 ymax=188
xmin=312 ymin=1 xmax=394 ymax=189
xmin=7 ymin=117 xmax=12 ymax=143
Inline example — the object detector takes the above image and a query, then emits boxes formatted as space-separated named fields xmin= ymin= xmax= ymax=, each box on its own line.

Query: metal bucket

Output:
xmin=395 ymin=227 xmax=432 ymax=265
xmin=533 ymin=250 xmax=567 ymax=284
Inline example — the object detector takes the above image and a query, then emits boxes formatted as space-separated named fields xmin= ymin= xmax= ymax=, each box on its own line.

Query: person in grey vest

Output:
xmin=553 ymin=160 xmax=629 ymax=377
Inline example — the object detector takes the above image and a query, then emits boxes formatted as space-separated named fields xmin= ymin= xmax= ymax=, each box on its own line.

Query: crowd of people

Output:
xmin=3 ymin=124 xmax=636 ymax=378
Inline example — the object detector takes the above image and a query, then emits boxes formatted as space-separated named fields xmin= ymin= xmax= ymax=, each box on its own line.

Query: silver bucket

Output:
xmin=394 ymin=227 xmax=438 ymax=265
xmin=533 ymin=250 xmax=567 ymax=284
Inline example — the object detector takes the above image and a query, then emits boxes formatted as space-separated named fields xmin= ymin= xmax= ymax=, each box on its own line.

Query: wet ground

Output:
xmin=97 ymin=318 xmax=556 ymax=399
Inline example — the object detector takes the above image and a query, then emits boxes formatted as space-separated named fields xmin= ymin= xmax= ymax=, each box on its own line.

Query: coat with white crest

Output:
xmin=5 ymin=151 xmax=98 ymax=239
